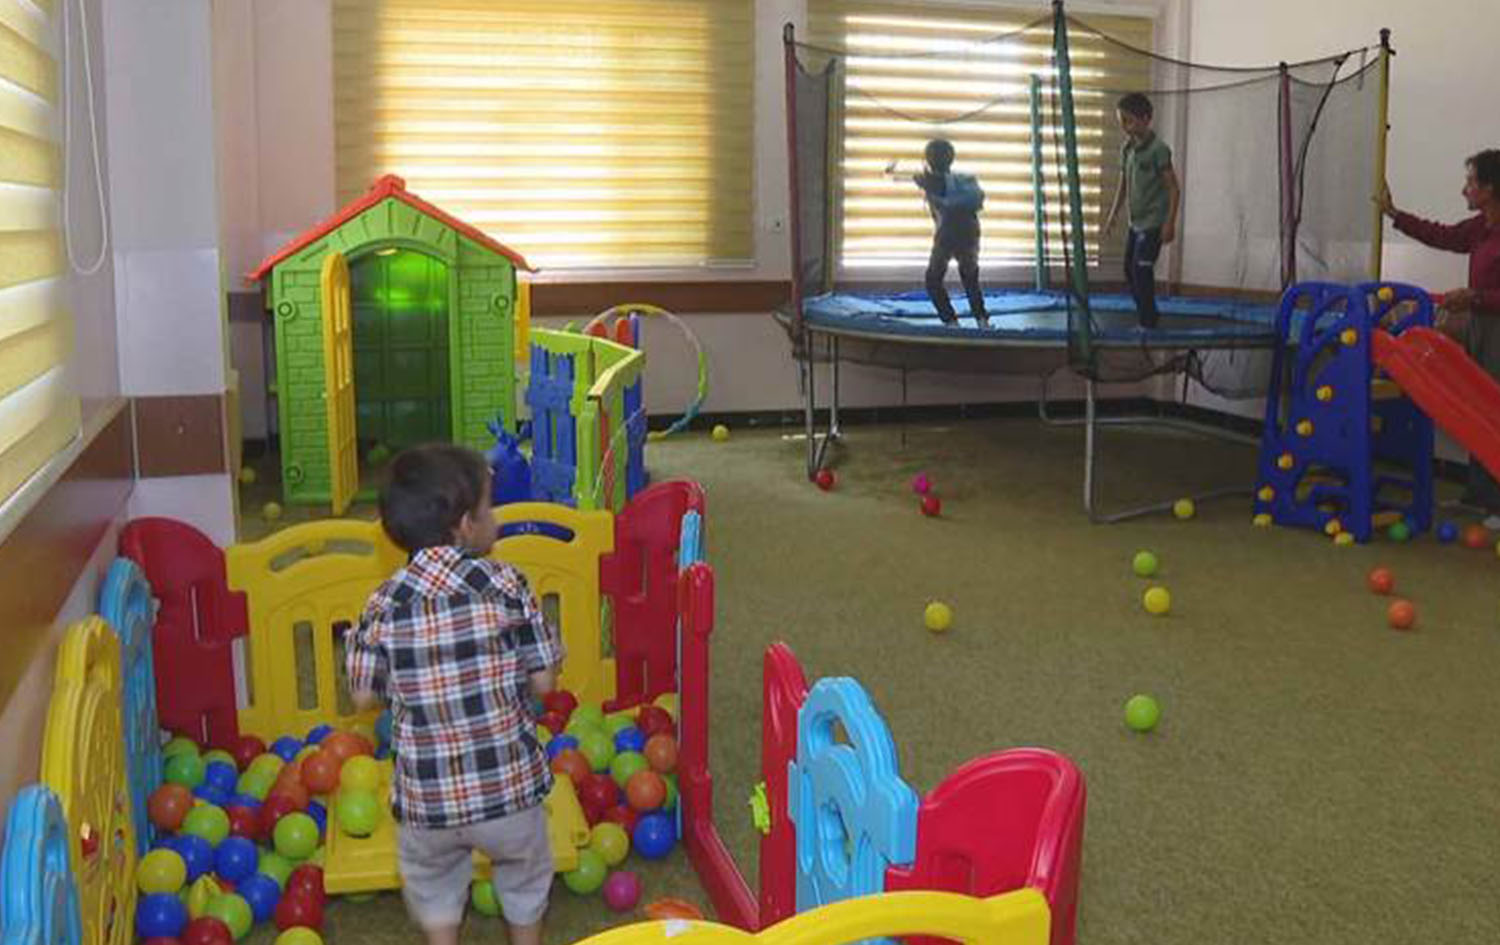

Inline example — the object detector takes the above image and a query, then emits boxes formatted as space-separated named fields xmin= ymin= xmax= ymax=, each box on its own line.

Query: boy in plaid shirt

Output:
xmin=346 ymin=444 xmax=564 ymax=945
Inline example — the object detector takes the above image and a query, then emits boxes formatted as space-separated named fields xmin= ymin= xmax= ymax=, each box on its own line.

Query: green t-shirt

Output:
xmin=1123 ymin=133 xmax=1173 ymax=231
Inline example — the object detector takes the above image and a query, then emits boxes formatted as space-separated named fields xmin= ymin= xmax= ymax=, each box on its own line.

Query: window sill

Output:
xmin=0 ymin=397 xmax=129 ymax=547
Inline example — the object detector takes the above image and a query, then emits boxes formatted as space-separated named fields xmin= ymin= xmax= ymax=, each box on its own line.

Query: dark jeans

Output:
xmin=1464 ymin=314 xmax=1500 ymax=512
xmin=1125 ymin=227 xmax=1162 ymax=328
xmin=925 ymin=237 xmax=985 ymax=323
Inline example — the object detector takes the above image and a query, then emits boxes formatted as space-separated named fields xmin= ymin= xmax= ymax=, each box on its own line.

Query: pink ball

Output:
xmin=911 ymin=473 xmax=931 ymax=495
xmin=601 ymin=871 xmax=642 ymax=913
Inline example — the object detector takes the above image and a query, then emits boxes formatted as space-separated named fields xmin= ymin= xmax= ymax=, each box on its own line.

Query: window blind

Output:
xmin=332 ymin=0 xmax=755 ymax=269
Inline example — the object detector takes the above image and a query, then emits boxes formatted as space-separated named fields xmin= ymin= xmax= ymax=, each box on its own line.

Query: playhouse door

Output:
xmin=321 ymin=251 xmax=359 ymax=514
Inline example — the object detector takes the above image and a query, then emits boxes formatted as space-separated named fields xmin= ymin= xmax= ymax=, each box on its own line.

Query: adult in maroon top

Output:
xmin=1380 ymin=148 xmax=1500 ymax=519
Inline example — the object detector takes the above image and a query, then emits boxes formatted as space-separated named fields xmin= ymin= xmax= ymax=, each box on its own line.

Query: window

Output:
xmin=0 ymin=0 xmax=80 ymax=506
xmin=807 ymin=0 xmax=1153 ymax=271
xmin=332 ymin=0 xmax=755 ymax=270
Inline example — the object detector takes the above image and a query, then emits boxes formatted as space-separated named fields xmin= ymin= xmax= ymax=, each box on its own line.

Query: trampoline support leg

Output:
xmin=801 ymin=328 xmax=841 ymax=478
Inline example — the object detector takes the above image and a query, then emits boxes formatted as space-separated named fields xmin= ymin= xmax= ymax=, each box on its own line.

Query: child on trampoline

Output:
xmin=911 ymin=138 xmax=989 ymax=328
xmin=1104 ymin=92 xmax=1180 ymax=329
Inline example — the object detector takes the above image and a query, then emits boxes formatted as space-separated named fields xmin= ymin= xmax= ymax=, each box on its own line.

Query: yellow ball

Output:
xmin=1296 ymin=420 xmax=1314 ymax=437
xmin=653 ymin=692 xmax=679 ymax=720
xmin=238 ymin=466 xmax=257 ymax=485
xmin=1257 ymin=485 xmax=1274 ymax=502
xmin=924 ymin=601 xmax=953 ymax=633
xmin=1252 ymin=513 xmax=1273 ymax=527
xmin=711 ymin=424 xmax=730 ymax=442
xmin=137 ymin=848 xmax=187 ymax=895
xmin=1172 ymin=498 xmax=1195 ymax=520
xmin=262 ymin=501 xmax=283 ymax=521
xmin=1316 ymin=385 xmax=1334 ymax=402
xmin=1377 ymin=286 xmax=1394 ymax=302
xmin=1142 ymin=587 xmax=1171 ymax=616
xmin=1324 ymin=519 xmax=1342 ymax=536
xmin=1340 ymin=328 xmax=1359 ymax=347
xmin=1277 ymin=453 xmax=1295 ymax=470
xmin=1334 ymin=531 xmax=1355 ymax=546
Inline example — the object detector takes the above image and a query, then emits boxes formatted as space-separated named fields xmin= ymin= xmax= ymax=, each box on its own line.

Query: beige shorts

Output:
xmin=398 ymin=805 xmax=553 ymax=928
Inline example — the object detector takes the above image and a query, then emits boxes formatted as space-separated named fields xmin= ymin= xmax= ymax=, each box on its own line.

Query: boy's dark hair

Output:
xmin=924 ymin=139 xmax=956 ymax=172
xmin=1468 ymin=149 xmax=1500 ymax=191
xmin=379 ymin=444 xmax=489 ymax=552
xmin=1117 ymin=92 xmax=1153 ymax=121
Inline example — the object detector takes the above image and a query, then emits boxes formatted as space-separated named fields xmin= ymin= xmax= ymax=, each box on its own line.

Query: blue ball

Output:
xmin=237 ymin=872 xmax=282 ymax=922
xmin=613 ymin=726 xmax=646 ymax=754
xmin=192 ymin=782 xmax=230 ymax=807
xmin=227 ymin=793 xmax=262 ymax=810
xmin=203 ymin=761 xmax=239 ymax=793
xmin=375 ymin=710 xmax=393 ymax=747
xmin=305 ymin=800 xmax=328 ymax=837
xmin=545 ymin=735 xmax=579 ymax=761
xmin=270 ymin=736 xmax=303 ymax=762
xmin=305 ymin=724 xmax=334 ymax=745
xmin=1437 ymin=521 xmax=1458 ymax=543
xmin=632 ymin=812 xmax=676 ymax=860
xmin=136 ymin=892 xmax=188 ymax=939
xmin=171 ymin=833 xmax=215 ymax=882
xmin=213 ymin=835 xmax=259 ymax=883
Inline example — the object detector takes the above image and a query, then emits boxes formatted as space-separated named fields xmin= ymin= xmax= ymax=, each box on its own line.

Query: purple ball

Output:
xmin=601 ymin=871 xmax=642 ymax=912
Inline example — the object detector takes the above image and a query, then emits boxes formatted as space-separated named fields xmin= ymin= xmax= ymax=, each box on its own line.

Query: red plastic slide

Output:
xmin=1371 ymin=326 xmax=1500 ymax=479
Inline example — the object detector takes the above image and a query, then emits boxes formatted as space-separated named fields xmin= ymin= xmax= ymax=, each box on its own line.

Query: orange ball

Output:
xmin=550 ymin=749 xmax=592 ymax=788
xmin=1462 ymin=524 xmax=1491 ymax=549
xmin=275 ymin=758 xmax=304 ymax=789
xmin=643 ymin=735 xmax=678 ymax=774
xmin=320 ymin=732 xmax=366 ymax=766
xmin=269 ymin=780 xmax=309 ymax=811
xmin=625 ymin=770 xmax=666 ymax=812
xmin=147 ymin=783 xmax=194 ymax=831
xmin=1366 ymin=567 xmax=1394 ymax=595
xmin=301 ymin=750 xmax=341 ymax=795
xmin=1387 ymin=599 xmax=1416 ymax=630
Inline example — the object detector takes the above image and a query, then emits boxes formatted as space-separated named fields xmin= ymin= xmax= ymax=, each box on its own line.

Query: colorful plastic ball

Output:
xmin=1131 ymin=551 xmax=1158 ymax=578
xmin=203 ymin=748 xmax=237 ymax=768
xmin=268 ymin=737 xmax=302 ymax=762
xmin=1387 ymin=521 xmax=1411 ymax=542
xmin=206 ymin=892 xmax=254 ymax=941
xmin=578 ymin=729 xmax=617 ymax=773
xmin=653 ymin=693 xmax=679 ymax=720
xmin=202 ymin=761 xmax=240 ymax=794
xmin=632 ymin=812 xmax=676 ymax=859
xmin=603 ymin=804 xmax=640 ymax=837
xmin=138 ymin=848 xmax=189 ymax=894
xmin=182 ymin=917 xmax=234 ymax=945
xmin=184 ymin=874 xmax=224 ymax=920
xmin=164 ymin=752 xmax=207 ymax=789
xmin=299 ymin=750 xmax=341 ymax=796
xmin=1124 ymin=695 xmax=1161 ymax=733
xmin=172 ymin=834 xmax=216 ymax=882
xmin=603 ymin=713 xmax=636 ymax=737
xmin=148 ymin=783 xmax=195 ymax=832
xmin=920 ymin=494 xmax=942 ymax=517
xmin=1367 ymin=567 xmax=1395 ymax=595
xmin=285 ymin=865 xmax=325 ymax=906
xmin=213 ymin=836 xmax=260 ymax=884
xmin=273 ymin=892 xmax=324 ymax=934
xmin=228 ymin=792 xmax=261 ymax=810
xmin=602 ymin=870 xmax=643 ymax=913
xmin=257 ymin=850 xmax=294 ymax=887
xmin=1172 ymin=498 xmax=1196 ymax=520
xmin=236 ymin=772 xmax=273 ymax=803
xmin=193 ymin=783 xmax=231 ymax=808
xmin=257 ymin=794 xmax=301 ymax=837
xmin=374 ymin=710 xmax=393 ymax=748
xmin=1388 ymin=599 xmax=1416 ymax=630
xmin=1334 ymin=531 xmax=1356 ymax=546
xmin=335 ymin=789 xmax=380 ymax=837
xmin=579 ymin=773 xmax=621 ymax=814
xmin=711 ymin=424 xmax=730 ymax=442
xmin=236 ymin=874 xmax=281 ymax=923
xmin=1436 ymin=521 xmax=1458 ymax=543
xmin=164 ymin=735 xmax=201 ymax=759
xmin=589 ymin=822 xmax=630 ymax=867
xmin=612 ymin=726 xmax=646 ymax=754
xmin=550 ymin=748 xmax=592 ymax=788
xmin=1462 ymin=524 xmax=1491 ymax=549
xmin=339 ymin=755 xmax=380 ymax=792
xmin=273 ymin=812 xmax=320 ymax=860
xmin=304 ymin=801 xmax=327 ymax=837
xmin=470 ymin=880 xmax=501 ymax=917
xmin=248 ymin=753 xmax=286 ymax=777
xmin=181 ymin=805 xmax=231 ymax=846
xmin=814 ymin=468 xmax=836 ymax=491
xmin=228 ymin=737 xmax=267 ymax=771
xmin=304 ymin=724 xmax=333 ymax=745
xmin=224 ymin=805 xmax=260 ymax=842
xmin=545 ymin=735 xmax=580 ymax=761
xmin=562 ymin=849 xmax=608 ymax=895
xmin=1143 ymin=587 xmax=1171 ymax=616
xmin=923 ymin=601 xmax=952 ymax=633
xmin=610 ymin=751 xmax=649 ymax=788
xmin=643 ymin=735 xmax=678 ymax=774
xmin=1252 ymin=513 xmax=1273 ymax=527
xmin=572 ymin=704 xmax=607 ymax=729
xmin=543 ymin=690 xmax=579 ymax=719
xmin=319 ymin=731 xmax=371 ymax=765
xmin=626 ymin=770 xmax=667 ymax=812
xmin=262 ymin=501 xmax=283 ymax=521
xmin=636 ymin=706 xmax=673 ymax=738
xmin=273 ymin=929 xmax=323 ymax=945
xmin=137 ymin=893 xmax=190 ymax=939
xmin=911 ymin=473 xmax=931 ymax=495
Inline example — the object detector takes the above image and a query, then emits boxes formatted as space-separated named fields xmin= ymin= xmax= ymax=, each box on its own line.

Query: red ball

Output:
xmin=147 ymin=783 xmax=195 ymax=832
xmin=537 ymin=711 xmax=568 ymax=738
xmin=550 ymin=749 xmax=591 ymax=788
xmin=643 ymin=735 xmax=678 ymax=774
xmin=182 ymin=917 xmax=234 ymax=945
xmin=542 ymin=691 xmax=579 ymax=721
xmin=257 ymin=792 xmax=301 ymax=835
xmin=268 ymin=780 xmax=309 ymax=812
xmin=274 ymin=892 xmax=325 ymax=933
xmin=1388 ymin=599 xmax=1416 ymax=630
xmin=1366 ymin=567 xmax=1395 ymax=595
xmin=319 ymin=732 xmax=367 ymax=766
xmin=286 ymin=865 xmax=326 ymax=905
xmin=1462 ymin=524 xmax=1491 ymax=549
xmin=636 ymin=706 xmax=674 ymax=739
xmin=579 ymin=773 xmax=621 ymax=813
xmin=229 ymin=736 xmax=267 ymax=772
xmin=602 ymin=804 xmax=640 ymax=836
xmin=814 ymin=469 xmax=836 ymax=491
xmin=225 ymin=804 xmax=261 ymax=841
xmin=300 ymin=750 xmax=340 ymax=796
xmin=625 ymin=770 xmax=667 ymax=812
xmin=920 ymin=494 xmax=942 ymax=517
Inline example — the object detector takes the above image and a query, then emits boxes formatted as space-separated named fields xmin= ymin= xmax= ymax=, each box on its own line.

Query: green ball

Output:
xmin=470 ymin=880 xmax=501 ymax=917
xmin=274 ymin=930 xmax=322 ymax=945
xmin=181 ymin=805 xmax=230 ymax=846
xmin=258 ymin=850 xmax=295 ymax=888
xmin=1387 ymin=521 xmax=1411 ymax=542
xmin=202 ymin=749 xmax=237 ymax=770
xmin=206 ymin=893 xmax=253 ymax=940
xmin=609 ymin=751 xmax=648 ymax=787
xmin=247 ymin=754 xmax=284 ymax=778
xmin=603 ymin=714 xmax=636 ymax=736
xmin=571 ymin=704 xmax=606 ymax=729
xmin=163 ymin=752 xmax=206 ymax=789
xmin=163 ymin=736 xmax=201 ymax=759
xmin=562 ymin=848 xmax=607 ymax=895
xmin=337 ymin=788 xmax=381 ymax=837
xmin=588 ymin=822 xmax=630 ymax=867
xmin=1131 ymin=550 xmax=1159 ymax=577
xmin=577 ymin=730 xmax=616 ymax=773
xmin=1124 ymin=695 xmax=1161 ymax=733
xmin=236 ymin=771 xmax=274 ymax=801
xmin=564 ymin=717 xmax=604 ymax=739
xmin=273 ymin=812 xmax=318 ymax=861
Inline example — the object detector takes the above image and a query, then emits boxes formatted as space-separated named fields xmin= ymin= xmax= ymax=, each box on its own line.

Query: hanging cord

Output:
xmin=62 ymin=0 xmax=110 ymax=276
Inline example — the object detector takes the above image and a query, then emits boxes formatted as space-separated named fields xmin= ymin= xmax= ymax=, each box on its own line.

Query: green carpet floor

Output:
xmin=239 ymin=417 xmax=1500 ymax=944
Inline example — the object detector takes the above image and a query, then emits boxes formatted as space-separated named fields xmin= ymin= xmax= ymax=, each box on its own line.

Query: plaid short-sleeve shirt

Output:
xmin=345 ymin=546 xmax=564 ymax=829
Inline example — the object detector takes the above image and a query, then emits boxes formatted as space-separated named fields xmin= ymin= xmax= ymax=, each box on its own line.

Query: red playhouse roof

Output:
xmin=248 ymin=174 xmax=534 ymax=281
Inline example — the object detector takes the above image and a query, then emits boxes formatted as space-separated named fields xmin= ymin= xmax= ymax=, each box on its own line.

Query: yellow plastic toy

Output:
xmin=1315 ymin=385 xmax=1334 ymax=402
xmin=1295 ymin=420 xmax=1314 ymax=437
xmin=41 ymin=617 xmax=136 ymax=945
xmin=1257 ymin=485 xmax=1274 ymax=502
xmin=1277 ymin=452 xmax=1295 ymax=470
xmin=1252 ymin=513 xmax=1273 ymax=527
xmin=572 ymin=889 xmax=1049 ymax=945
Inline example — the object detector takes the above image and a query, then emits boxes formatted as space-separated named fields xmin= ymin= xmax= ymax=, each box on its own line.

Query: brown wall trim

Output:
xmin=531 ymin=280 xmax=790 ymax=317
xmin=0 ymin=402 xmax=135 ymax=708
xmin=134 ymin=394 xmax=228 ymax=478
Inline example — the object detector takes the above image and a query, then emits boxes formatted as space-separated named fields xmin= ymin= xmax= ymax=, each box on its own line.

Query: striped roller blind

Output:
xmin=332 ymin=0 xmax=755 ymax=270
xmin=0 ymin=0 xmax=79 ymax=507
xmin=807 ymin=0 xmax=1153 ymax=270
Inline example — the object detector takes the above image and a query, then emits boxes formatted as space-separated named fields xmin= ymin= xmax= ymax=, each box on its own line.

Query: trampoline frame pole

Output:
xmin=1278 ymin=63 xmax=1295 ymax=288
xmin=1052 ymin=0 xmax=1093 ymax=364
xmin=1030 ymin=74 xmax=1047 ymax=292
xmin=1369 ymin=28 xmax=1392 ymax=280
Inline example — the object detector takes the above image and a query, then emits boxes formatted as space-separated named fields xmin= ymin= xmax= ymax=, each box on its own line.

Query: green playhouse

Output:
xmin=250 ymin=175 xmax=534 ymax=512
